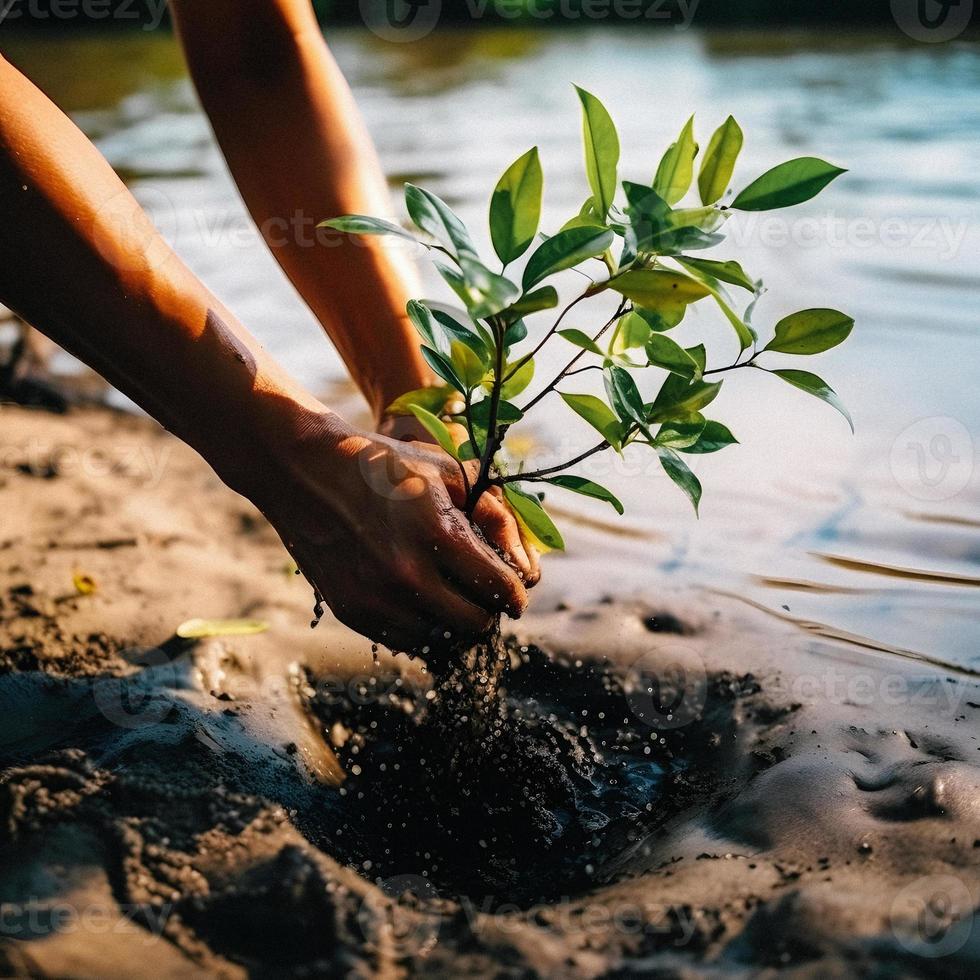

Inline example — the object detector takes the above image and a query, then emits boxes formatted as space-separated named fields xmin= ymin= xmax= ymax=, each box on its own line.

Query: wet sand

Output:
xmin=0 ymin=404 xmax=978 ymax=978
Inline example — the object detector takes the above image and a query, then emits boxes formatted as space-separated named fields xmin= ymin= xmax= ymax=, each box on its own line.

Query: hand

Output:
xmin=245 ymin=406 xmax=539 ymax=652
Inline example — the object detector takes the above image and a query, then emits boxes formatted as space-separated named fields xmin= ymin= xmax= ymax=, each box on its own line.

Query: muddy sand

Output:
xmin=0 ymin=403 xmax=978 ymax=978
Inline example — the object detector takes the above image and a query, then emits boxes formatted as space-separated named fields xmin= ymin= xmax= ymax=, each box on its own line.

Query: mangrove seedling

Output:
xmin=321 ymin=88 xmax=854 ymax=555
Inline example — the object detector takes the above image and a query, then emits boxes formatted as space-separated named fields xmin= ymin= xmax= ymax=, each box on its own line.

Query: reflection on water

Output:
xmin=4 ymin=27 xmax=978 ymax=672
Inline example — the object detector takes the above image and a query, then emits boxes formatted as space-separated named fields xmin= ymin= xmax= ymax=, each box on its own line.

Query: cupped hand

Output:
xmin=248 ymin=408 xmax=539 ymax=652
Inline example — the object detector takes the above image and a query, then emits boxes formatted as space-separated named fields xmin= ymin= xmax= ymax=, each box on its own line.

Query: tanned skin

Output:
xmin=0 ymin=0 xmax=538 ymax=651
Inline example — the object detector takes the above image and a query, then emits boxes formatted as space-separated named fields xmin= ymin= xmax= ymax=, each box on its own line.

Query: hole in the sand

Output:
xmin=642 ymin=612 xmax=692 ymax=635
xmin=300 ymin=639 xmax=689 ymax=907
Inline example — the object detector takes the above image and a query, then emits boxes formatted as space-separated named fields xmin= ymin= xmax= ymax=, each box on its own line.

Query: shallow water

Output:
xmin=4 ymin=26 xmax=978 ymax=674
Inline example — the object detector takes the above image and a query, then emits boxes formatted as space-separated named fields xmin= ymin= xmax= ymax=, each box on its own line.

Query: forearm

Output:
xmin=170 ymin=0 xmax=433 ymax=423
xmin=0 ymin=52 xmax=335 ymax=494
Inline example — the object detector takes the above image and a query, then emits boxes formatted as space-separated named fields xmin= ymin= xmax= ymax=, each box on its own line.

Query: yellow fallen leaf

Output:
xmin=73 ymin=572 xmax=98 ymax=596
xmin=176 ymin=618 xmax=269 ymax=639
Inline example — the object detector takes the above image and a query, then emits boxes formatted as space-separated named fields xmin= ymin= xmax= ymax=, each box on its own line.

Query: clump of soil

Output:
xmin=303 ymin=633 xmax=685 ymax=905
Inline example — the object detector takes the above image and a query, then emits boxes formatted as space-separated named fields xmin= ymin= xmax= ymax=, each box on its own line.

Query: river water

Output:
xmin=4 ymin=26 xmax=978 ymax=675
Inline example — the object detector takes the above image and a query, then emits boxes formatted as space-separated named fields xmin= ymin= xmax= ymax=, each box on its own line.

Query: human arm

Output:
xmin=169 ymin=0 xmax=432 ymax=426
xmin=0 ymin=52 xmax=535 ymax=650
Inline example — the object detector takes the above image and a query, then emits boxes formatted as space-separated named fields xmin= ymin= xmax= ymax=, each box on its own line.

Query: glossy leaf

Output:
xmin=675 ymin=261 xmax=755 ymax=351
xmin=679 ymin=419 xmax=739 ymax=454
xmin=653 ymin=115 xmax=697 ymax=206
xmin=408 ymin=405 xmax=459 ymax=458
xmin=544 ymin=475 xmax=624 ymax=514
xmin=504 ymin=285 xmax=559 ymax=320
xmin=386 ymin=384 xmax=453 ymax=417
xmin=522 ymin=225 xmax=615 ymax=289
xmin=431 ymin=307 xmax=493 ymax=359
xmin=604 ymin=365 xmax=646 ymax=428
xmin=405 ymin=184 xmax=477 ymax=258
xmin=645 ymin=334 xmax=701 ymax=380
xmin=319 ymin=215 xmax=419 ymax=245
xmin=467 ymin=398 xmax=523 ymax=452
xmin=608 ymin=269 xmax=711 ymax=317
xmin=559 ymin=393 xmax=623 ymax=450
xmin=649 ymin=375 xmax=722 ymax=422
xmin=450 ymin=339 xmax=487 ymax=389
xmin=657 ymin=450 xmax=702 ymax=515
xmin=575 ymin=86 xmax=620 ymax=218
xmin=406 ymin=299 xmax=439 ymax=350
xmin=732 ymin=157 xmax=847 ymax=211
xmin=676 ymin=257 xmax=757 ymax=293
xmin=490 ymin=147 xmax=544 ymax=265
xmin=503 ymin=484 xmax=565 ymax=552
xmin=558 ymin=328 xmax=605 ymax=355
xmin=764 ymin=308 xmax=854 ymax=355
xmin=499 ymin=358 xmax=536 ymax=400
xmin=698 ymin=116 xmax=743 ymax=205
xmin=655 ymin=417 xmax=706 ymax=449
xmin=420 ymin=345 xmax=465 ymax=393
xmin=436 ymin=258 xmax=520 ymax=319
xmin=768 ymin=368 xmax=854 ymax=432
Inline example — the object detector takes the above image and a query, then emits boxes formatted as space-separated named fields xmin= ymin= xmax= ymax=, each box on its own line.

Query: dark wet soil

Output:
xmin=303 ymin=634 xmax=700 ymax=906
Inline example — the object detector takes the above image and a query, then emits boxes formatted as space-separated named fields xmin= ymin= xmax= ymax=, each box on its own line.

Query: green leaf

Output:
xmin=653 ymin=115 xmax=697 ymax=206
xmin=318 ymin=215 xmax=419 ymax=245
xmin=490 ymin=147 xmax=544 ymax=266
xmin=732 ymin=158 xmax=847 ymax=211
xmin=503 ymin=318 xmax=528 ymax=349
xmin=558 ymin=328 xmax=605 ymax=356
xmin=406 ymin=299 xmax=439 ymax=350
xmin=499 ymin=358 xmax=535 ymax=400
xmin=767 ymin=369 xmax=853 ymax=432
xmin=607 ymin=269 xmax=711 ymax=317
xmin=657 ymin=450 xmax=702 ymax=515
xmin=404 ymin=184 xmax=477 ymax=258
xmin=408 ymin=405 xmax=459 ymax=458
xmin=686 ymin=344 xmax=707 ymax=375
xmin=503 ymin=484 xmax=565 ymax=552
xmin=611 ymin=312 xmax=652 ymax=353
xmin=503 ymin=285 xmax=559 ymax=321
xmin=674 ymin=261 xmax=755 ymax=352
xmin=386 ymin=384 xmax=453 ymax=417
xmin=698 ymin=116 xmax=743 ymax=205
xmin=645 ymin=334 xmax=701 ymax=380
xmin=575 ymin=86 xmax=620 ymax=219
xmin=543 ymin=475 xmax=624 ymax=515
xmin=450 ymin=339 xmax=487 ymax=390
xmin=522 ymin=225 xmax=614 ymax=290
xmin=679 ymin=419 xmax=738 ymax=454
xmin=676 ymin=256 xmax=757 ymax=293
xmin=176 ymin=618 xmax=269 ymax=639
xmin=431 ymin=307 xmax=492 ymax=360
xmin=764 ymin=308 xmax=854 ymax=355
xmin=604 ymin=365 xmax=646 ymax=428
xmin=655 ymin=416 xmax=706 ymax=450
xmin=420 ymin=345 xmax=465 ymax=393
xmin=435 ymin=258 xmax=519 ymax=320
xmin=559 ymin=393 xmax=623 ymax=450
xmin=467 ymin=398 xmax=523 ymax=452
xmin=649 ymin=376 xmax=722 ymax=422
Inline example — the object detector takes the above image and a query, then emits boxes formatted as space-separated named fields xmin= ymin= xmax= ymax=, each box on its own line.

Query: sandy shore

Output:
xmin=0 ymin=403 xmax=977 ymax=978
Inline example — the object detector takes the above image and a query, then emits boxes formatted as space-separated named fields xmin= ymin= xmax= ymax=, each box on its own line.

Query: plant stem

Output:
xmin=703 ymin=356 xmax=757 ymax=377
xmin=501 ymin=287 xmax=600 ymax=384
xmin=497 ymin=440 xmax=610 ymax=483
xmin=520 ymin=299 xmax=628 ymax=414
xmin=465 ymin=318 xmax=505 ymax=516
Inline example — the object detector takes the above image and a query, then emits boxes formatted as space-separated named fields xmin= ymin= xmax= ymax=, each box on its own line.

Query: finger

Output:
xmin=516 ymin=525 xmax=541 ymax=587
xmin=470 ymin=490 xmax=535 ymax=582
xmin=436 ymin=507 xmax=528 ymax=619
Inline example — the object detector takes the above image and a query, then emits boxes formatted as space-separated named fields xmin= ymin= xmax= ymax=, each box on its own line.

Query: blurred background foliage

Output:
xmin=0 ymin=0 xmax=939 ymax=30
